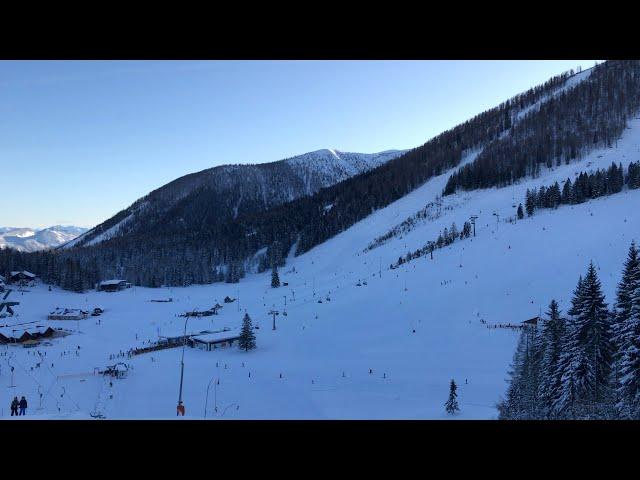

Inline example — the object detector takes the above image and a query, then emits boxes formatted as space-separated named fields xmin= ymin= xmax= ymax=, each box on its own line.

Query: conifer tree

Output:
xmin=555 ymin=263 xmax=612 ymax=418
xmin=444 ymin=379 xmax=460 ymax=415
xmin=612 ymin=242 xmax=640 ymax=380
xmin=498 ymin=331 xmax=530 ymax=419
xmin=271 ymin=264 xmax=280 ymax=288
xmin=517 ymin=203 xmax=524 ymax=220
xmin=562 ymin=178 xmax=573 ymax=204
xmin=238 ymin=313 xmax=257 ymax=351
xmin=537 ymin=299 xmax=566 ymax=418
xmin=614 ymin=242 xmax=640 ymax=418
xmin=525 ymin=189 xmax=536 ymax=216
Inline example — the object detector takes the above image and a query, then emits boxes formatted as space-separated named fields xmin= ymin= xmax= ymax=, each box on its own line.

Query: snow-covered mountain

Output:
xmin=65 ymin=148 xmax=407 ymax=249
xmin=5 ymin=114 xmax=640 ymax=418
xmin=0 ymin=225 xmax=88 ymax=252
xmin=4 ymin=61 xmax=640 ymax=419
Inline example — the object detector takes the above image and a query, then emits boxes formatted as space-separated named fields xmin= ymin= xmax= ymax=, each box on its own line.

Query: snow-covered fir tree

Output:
xmin=444 ymin=379 xmax=459 ymax=415
xmin=271 ymin=264 xmax=280 ymax=288
xmin=238 ymin=313 xmax=257 ymax=352
xmin=555 ymin=263 xmax=613 ymax=418
xmin=537 ymin=299 xmax=566 ymax=418
xmin=614 ymin=241 xmax=640 ymax=418
xmin=525 ymin=189 xmax=536 ymax=217
xmin=498 ymin=332 xmax=530 ymax=419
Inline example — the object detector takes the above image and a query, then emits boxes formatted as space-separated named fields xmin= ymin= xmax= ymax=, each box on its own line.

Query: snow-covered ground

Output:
xmin=3 ymin=117 xmax=640 ymax=419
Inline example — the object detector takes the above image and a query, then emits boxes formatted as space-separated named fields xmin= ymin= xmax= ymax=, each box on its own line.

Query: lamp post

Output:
xmin=177 ymin=313 xmax=191 ymax=415
xmin=493 ymin=212 xmax=500 ymax=230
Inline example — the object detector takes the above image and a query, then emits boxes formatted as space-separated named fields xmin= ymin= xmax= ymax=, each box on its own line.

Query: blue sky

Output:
xmin=0 ymin=60 xmax=596 ymax=228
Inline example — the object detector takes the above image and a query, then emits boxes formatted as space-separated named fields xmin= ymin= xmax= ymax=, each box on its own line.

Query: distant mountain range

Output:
xmin=0 ymin=226 xmax=88 ymax=252
xmin=64 ymin=148 xmax=407 ymax=248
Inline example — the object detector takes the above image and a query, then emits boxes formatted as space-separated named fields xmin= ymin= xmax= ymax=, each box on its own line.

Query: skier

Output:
xmin=10 ymin=397 xmax=19 ymax=416
xmin=18 ymin=396 xmax=27 ymax=416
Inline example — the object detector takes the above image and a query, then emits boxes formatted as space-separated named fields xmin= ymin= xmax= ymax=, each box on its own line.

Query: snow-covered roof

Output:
xmin=192 ymin=330 xmax=241 ymax=344
xmin=0 ymin=325 xmax=53 ymax=337
xmin=158 ymin=329 xmax=215 ymax=340
xmin=49 ymin=308 xmax=88 ymax=315
xmin=10 ymin=270 xmax=35 ymax=278
xmin=99 ymin=279 xmax=127 ymax=286
xmin=0 ymin=274 xmax=5 ymax=282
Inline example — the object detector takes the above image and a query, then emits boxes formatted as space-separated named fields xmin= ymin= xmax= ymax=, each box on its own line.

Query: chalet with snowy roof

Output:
xmin=0 ymin=326 xmax=58 ymax=344
xmin=522 ymin=316 xmax=541 ymax=327
xmin=189 ymin=330 xmax=241 ymax=351
xmin=157 ymin=329 xmax=217 ymax=347
xmin=47 ymin=307 xmax=89 ymax=320
xmin=98 ymin=279 xmax=131 ymax=292
xmin=8 ymin=271 xmax=36 ymax=283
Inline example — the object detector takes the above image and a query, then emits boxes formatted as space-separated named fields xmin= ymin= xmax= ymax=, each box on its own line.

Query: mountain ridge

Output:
xmin=65 ymin=148 xmax=407 ymax=249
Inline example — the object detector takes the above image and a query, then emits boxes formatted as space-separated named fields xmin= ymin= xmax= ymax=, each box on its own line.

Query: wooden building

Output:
xmin=522 ymin=316 xmax=541 ymax=327
xmin=48 ymin=308 xmax=89 ymax=320
xmin=98 ymin=279 xmax=131 ymax=292
xmin=0 ymin=326 xmax=57 ymax=344
xmin=8 ymin=271 xmax=36 ymax=284
xmin=189 ymin=330 xmax=241 ymax=351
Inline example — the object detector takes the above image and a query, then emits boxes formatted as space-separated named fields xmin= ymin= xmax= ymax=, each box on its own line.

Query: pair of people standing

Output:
xmin=10 ymin=396 xmax=27 ymax=416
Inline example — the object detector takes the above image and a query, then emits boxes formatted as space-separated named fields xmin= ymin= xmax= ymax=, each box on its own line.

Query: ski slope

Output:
xmin=2 ymin=119 xmax=640 ymax=419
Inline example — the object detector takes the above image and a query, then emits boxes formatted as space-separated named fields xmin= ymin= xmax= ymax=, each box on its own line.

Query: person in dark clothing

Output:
xmin=18 ymin=396 xmax=27 ymax=416
xmin=10 ymin=397 xmax=19 ymax=416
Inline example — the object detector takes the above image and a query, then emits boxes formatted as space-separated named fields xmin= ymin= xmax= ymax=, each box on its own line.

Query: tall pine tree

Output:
xmin=271 ymin=264 xmax=280 ymax=288
xmin=238 ymin=313 xmax=257 ymax=352
xmin=444 ymin=379 xmax=460 ymax=415
xmin=537 ymin=299 xmax=566 ymax=418
xmin=555 ymin=263 xmax=612 ymax=418
xmin=615 ymin=241 xmax=640 ymax=418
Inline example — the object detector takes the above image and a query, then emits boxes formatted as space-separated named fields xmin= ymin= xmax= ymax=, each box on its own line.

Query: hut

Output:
xmin=98 ymin=280 xmax=130 ymax=292
xmin=522 ymin=316 xmax=541 ymax=327
xmin=102 ymin=362 xmax=129 ymax=379
xmin=0 ymin=326 xmax=57 ymax=344
xmin=48 ymin=308 xmax=89 ymax=320
xmin=180 ymin=303 xmax=222 ymax=317
xmin=189 ymin=330 xmax=241 ymax=351
xmin=8 ymin=271 xmax=36 ymax=284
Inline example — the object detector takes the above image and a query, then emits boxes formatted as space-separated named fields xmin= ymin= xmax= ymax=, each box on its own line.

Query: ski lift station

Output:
xmin=189 ymin=330 xmax=241 ymax=351
xmin=521 ymin=316 xmax=541 ymax=327
xmin=101 ymin=362 xmax=129 ymax=379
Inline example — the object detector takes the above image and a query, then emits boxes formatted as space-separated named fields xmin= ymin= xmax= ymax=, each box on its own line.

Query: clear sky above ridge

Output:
xmin=0 ymin=60 xmax=597 ymax=228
